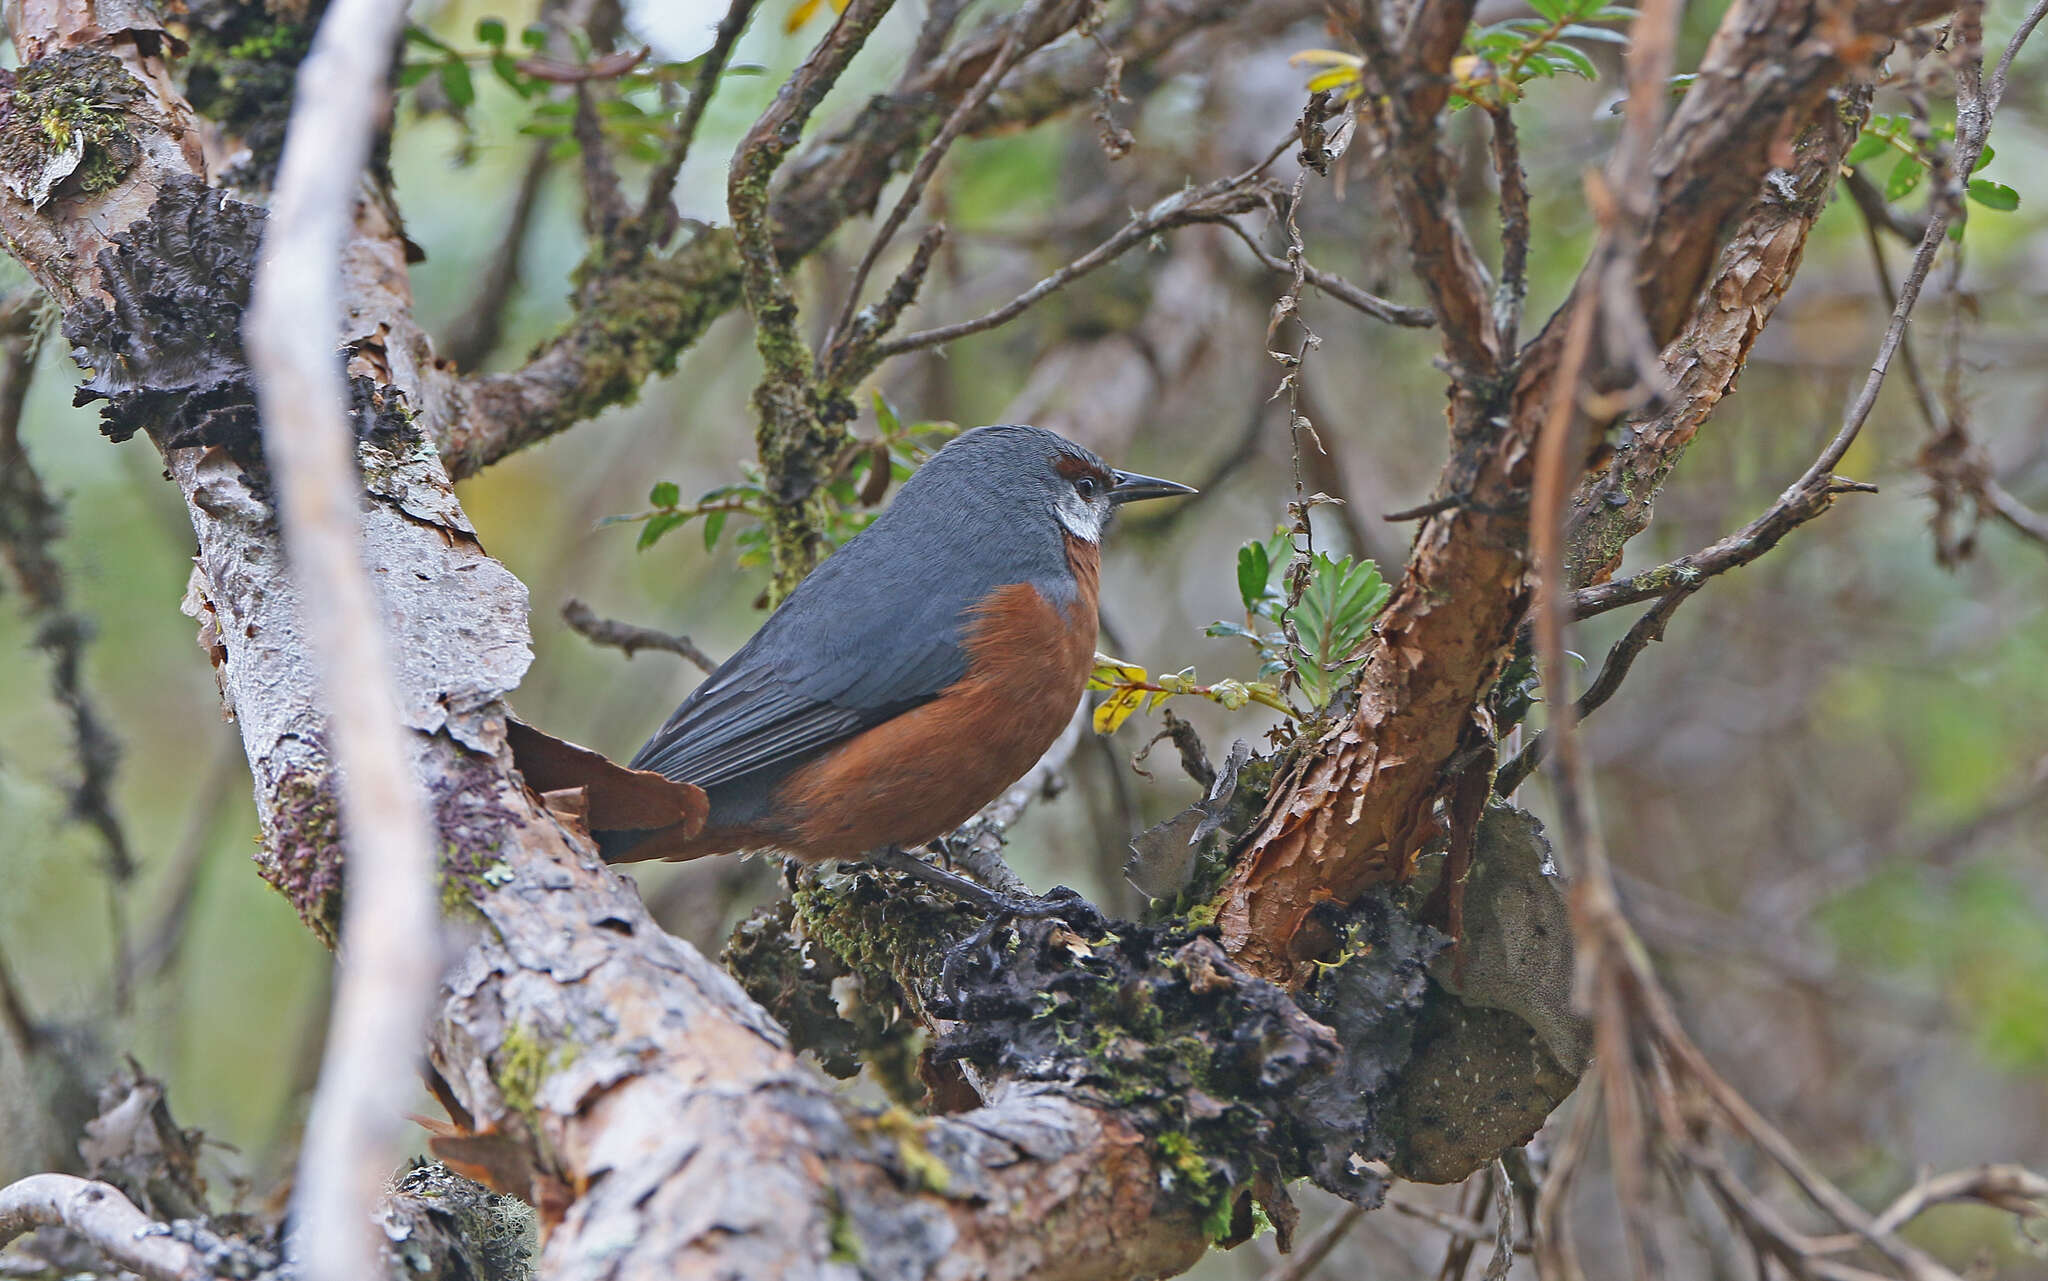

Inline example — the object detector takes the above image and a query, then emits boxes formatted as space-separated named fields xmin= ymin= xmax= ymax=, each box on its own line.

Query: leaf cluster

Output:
xmin=609 ymin=393 xmax=956 ymax=565
xmin=1846 ymin=113 xmax=2020 ymax=235
xmin=1290 ymin=0 xmax=1633 ymax=113
xmin=398 ymin=19 xmax=762 ymax=165
xmin=1206 ymin=533 xmax=1392 ymax=715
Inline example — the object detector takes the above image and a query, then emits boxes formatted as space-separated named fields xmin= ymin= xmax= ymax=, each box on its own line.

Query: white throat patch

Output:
xmin=1054 ymin=487 xmax=1107 ymax=543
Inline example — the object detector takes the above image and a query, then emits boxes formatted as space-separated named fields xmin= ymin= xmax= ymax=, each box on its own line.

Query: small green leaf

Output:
xmin=404 ymin=25 xmax=458 ymax=54
xmin=1966 ymin=178 xmax=2019 ymax=211
xmin=1885 ymin=153 xmax=1926 ymax=201
xmin=1558 ymin=23 xmax=1629 ymax=42
xmin=520 ymin=23 xmax=549 ymax=49
xmin=1542 ymin=43 xmax=1599 ymax=80
xmin=492 ymin=53 xmax=532 ymax=96
xmin=703 ymin=509 xmax=729 ymax=550
xmin=1973 ymin=144 xmax=1995 ymax=171
xmin=1527 ymin=0 xmax=1569 ymax=19
xmin=1237 ymin=541 xmax=1270 ymax=612
xmin=438 ymin=58 xmax=476 ymax=109
xmin=476 ymin=17 xmax=507 ymax=46
xmin=649 ymin=481 xmax=680 ymax=508
xmin=636 ymin=510 xmax=686 ymax=550
xmin=1845 ymin=131 xmax=1891 ymax=166
xmin=397 ymin=61 xmax=439 ymax=89
xmin=872 ymin=390 xmax=902 ymax=437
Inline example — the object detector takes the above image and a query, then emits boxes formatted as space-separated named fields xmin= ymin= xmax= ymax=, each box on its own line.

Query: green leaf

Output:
xmin=1845 ymin=131 xmax=1891 ymax=166
xmin=438 ymin=58 xmax=476 ymax=109
xmin=636 ymin=510 xmax=686 ymax=550
xmin=397 ymin=61 xmax=439 ymax=89
xmin=1973 ymin=144 xmax=1995 ymax=171
xmin=404 ymin=25 xmax=458 ymax=54
xmin=476 ymin=17 xmax=507 ymax=46
xmin=649 ymin=481 xmax=680 ymax=508
xmin=520 ymin=23 xmax=549 ymax=49
xmin=492 ymin=53 xmax=533 ymax=96
xmin=1558 ymin=23 xmax=1629 ymax=42
xmin=872 ymin=390 xmax=902 ymax=437
xmin=702 ymin=509 xmax=728 ymax=550
xmin=1590 ymin=5 xmax=1640 ymax=18
xmin=1542 ymin=43 xmax=1599 ymax=80
xmin=1527 ymin=0 xmax=1569 ymax=19
xmin=1885 ymin=153 xmax=1926 ymax=201
xmin=1966 ymin=178 xmax=2019 ymax=211
xmin=1237 ymin=541 xmax=1270 ymax=612
xmin=1205 ymin=620 xmax=1261 ymax=642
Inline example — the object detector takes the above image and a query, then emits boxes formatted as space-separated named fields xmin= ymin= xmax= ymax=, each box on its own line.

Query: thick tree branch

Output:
xmin=1218 ymin=0 xmax=1957 ymax=982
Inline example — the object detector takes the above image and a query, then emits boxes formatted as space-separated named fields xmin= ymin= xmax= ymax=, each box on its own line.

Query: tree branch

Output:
xmin=560 ymin=597 xmax=716 ymax=671
xmin=0 ymin=1175 xmax=207 ymax=1281
xmin=244 ymin=2 xmax=442 ymax=1277
xmin=1217 ymin=0 xmax=1956 ymax=983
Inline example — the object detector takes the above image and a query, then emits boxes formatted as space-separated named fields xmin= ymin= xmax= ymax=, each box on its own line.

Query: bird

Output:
xmin=594 ymin=423 xmax=1194 ymax=910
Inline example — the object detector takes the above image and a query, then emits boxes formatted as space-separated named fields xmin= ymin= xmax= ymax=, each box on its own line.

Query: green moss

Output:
xmin=494 ymin=1024 xmax=577 ymax=1116
xmin=826 ymin=1195 xmax=862 ymax=1264
xmin=872 ymin=1106 xmax=953 ymax=1196
xmin=0 ymin=48 xmax=143 ymax=203
xmin=1154 ymin=1131 xmax=1236 ymax=1240
xmin=180 ymin=6 xmax=315 ymax=186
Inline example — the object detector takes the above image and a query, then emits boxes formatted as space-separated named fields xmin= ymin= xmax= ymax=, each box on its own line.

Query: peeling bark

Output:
xmin=1216 ymin=0 xmax=1955 ymax=983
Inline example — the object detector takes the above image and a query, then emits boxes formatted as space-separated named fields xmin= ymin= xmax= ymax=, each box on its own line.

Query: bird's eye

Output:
xmin=1075 ymin=476 xmax=1098 ymax=499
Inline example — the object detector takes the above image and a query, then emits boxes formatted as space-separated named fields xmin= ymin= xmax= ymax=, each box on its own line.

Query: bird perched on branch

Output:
xmin=594 ymin=423 xmax=1193 ymax=909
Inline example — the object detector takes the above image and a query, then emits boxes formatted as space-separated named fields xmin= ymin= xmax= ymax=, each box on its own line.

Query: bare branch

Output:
xmin=631 ymin=0 xmax=763 ymax=252
xmin=441 ymin=142 xmax=553 ymax=371
xmin=1219 ymin=217 xmax=1435 ymax=328
xmin=0 ymin=1174 xmax=207 ymax=1281
xmin=244 ymin=2 xmax=442 ymax=1278
xmin=1257 ymin=1203 xmax=1366 ymax=1281
xmin=561 ymin=597 xmax=716 ymax=671
xmin=1486 ymin=106 xmax=1530 ymax=350
xmin=824 ymin=0 xmax=1081 ymax=359
xmin=873 ymin=149 xmax=1286 ymax=362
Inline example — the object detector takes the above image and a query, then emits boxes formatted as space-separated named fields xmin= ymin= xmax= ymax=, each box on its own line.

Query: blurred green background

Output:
xmin=2 ymin=0 xmax=2045 ymax=1273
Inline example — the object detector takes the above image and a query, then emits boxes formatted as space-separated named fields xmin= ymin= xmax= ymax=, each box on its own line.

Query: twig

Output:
xmin=824 ymin=0 xmax=1066 ymax=363
xmin=631 ymin=0 xmax=762 ymax=252
xmin=874 ymin=146 xmax=1288 ymax=362
xmin=561 ymin=598 xmax=716 ymax=671
xmin=126 ymin=739 xmax=245 ymax=987
xmin=572 ymin=82 xmax=629 ymax=238
xmin=1255 ymin=1203 xmax=1366 ymax=1281
xmin=1219 ymin=218 xmax=1435 ymax=328
xmin=819 ymin=223 xmax=946 ymax=387
xmin=442 ymin=142 xmax=553 ymax=370
xmin=0 ymin=1175 xmax=207 ymax=1281
xmin=0 ymin=318 xmax=138 ymax=1010
xmin=1980 ymin=477 xmax=2048 ymax=548
xmin=1486 ymin=106 xmax=1530 ymax=350
xmin=244 ymin=2 xmax=443 ymax=1279
xmin=1495 ymin=588 xmax=1692 ymax=796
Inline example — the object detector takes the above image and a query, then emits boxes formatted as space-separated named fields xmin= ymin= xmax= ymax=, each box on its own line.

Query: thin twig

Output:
xmin=561 ymin=598 xmax=717 ymax=671
xmin=1486 ymin=106 xmax=1530 ymax=350
xmin=442 ymin=141 xmax=553 ymax=370
xmin=1496 ymin=587 xmax=1693 ymax=796
xmin=0 ymin=317 xmax=138 ymax=1010
xmin=573 ymin=82 xmax=630 ymax=238
xmin=875 ymin=143 xmax=1292 ymax=361
xmin=0 ymin=1175 xmax=208 ymax=1281
xmin=632 ymin=0 xmax=763 ymax=252
xmin=1256 ymin=1203 xmax=1366 ymax=1281
xmin=1219 ymin=217 xmax=1435 ymax=327
xmin=822 ymin=0 xmax=1063 ymax=363
xmin=244 ymin=2 xmax=442 ymax=1279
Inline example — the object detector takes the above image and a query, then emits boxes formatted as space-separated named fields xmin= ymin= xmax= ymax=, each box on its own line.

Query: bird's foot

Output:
xmin=864 ymin=846 xmax=1104 ymax=933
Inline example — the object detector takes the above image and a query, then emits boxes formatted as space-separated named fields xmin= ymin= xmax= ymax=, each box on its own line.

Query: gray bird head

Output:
xmin=899 ymin=424 xmax=1196 ymax=546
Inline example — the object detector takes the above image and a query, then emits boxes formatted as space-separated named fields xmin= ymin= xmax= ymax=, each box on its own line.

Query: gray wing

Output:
xmin=627 ymin=537 xmax=980 ymax=788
